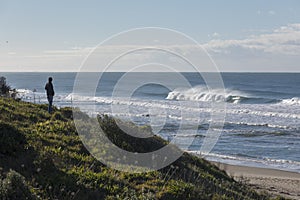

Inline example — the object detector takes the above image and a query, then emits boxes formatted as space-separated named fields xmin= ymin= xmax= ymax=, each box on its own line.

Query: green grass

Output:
xmin=0 ymin=97 xmax=280 ymax=199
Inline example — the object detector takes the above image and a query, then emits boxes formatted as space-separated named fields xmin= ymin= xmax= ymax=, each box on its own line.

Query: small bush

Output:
xmin=0 ymin=170 xmax=36 ymax=200
xmin=97 ymin=115 xmax=167 ymax=153
xmin=0 ymin=77 xmax=10 ymax=97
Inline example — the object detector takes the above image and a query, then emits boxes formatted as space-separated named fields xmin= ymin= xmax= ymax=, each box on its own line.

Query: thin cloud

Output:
xmin=256 ymin=10 xmax=276 ymax=16
xmin=43 ymin=47 xmax=93 ymax=55
xmin=268 ymin=10 xmax=276 ymax=16
xmin=204 ymin=24 xmax=300 ymax=55
xmin=208 ymin=32 xmax=220 ymax=38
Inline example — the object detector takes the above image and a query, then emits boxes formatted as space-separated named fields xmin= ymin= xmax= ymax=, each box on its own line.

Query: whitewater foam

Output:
xmin=188 ymin=151 xmax=300 ymax=173
xmin=165 ymin=86 xmax=277 ymax=104
xmin=16 ymin=88 xmax=34 ymax=94
xmin=166 ymin=86 xmax=228 ymax=102
xmin=281 ymin=97 xmax=300 ymax=105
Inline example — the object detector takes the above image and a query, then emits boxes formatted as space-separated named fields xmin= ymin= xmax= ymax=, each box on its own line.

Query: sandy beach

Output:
xmin=212 ymin=162 xmax=300 ymax=199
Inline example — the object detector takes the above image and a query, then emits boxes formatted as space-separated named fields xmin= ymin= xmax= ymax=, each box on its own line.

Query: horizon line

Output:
xmin=1 ymin=71 xmax=300 ymax=73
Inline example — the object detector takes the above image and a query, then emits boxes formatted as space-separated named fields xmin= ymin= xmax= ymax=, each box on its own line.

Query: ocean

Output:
xmin=2 ymin=72 xmax=300 ymax=173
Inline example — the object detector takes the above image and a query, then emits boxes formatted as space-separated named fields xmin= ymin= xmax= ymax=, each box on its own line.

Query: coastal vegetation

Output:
xmin=0 ymin=77 xmax=11 ymax=97
xmin=0 ymin=97 xmax=281 ymax=199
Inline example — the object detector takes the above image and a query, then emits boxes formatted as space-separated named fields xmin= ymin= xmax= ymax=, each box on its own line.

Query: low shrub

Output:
xmin=0 ymin=170 xmax=36 ymax=199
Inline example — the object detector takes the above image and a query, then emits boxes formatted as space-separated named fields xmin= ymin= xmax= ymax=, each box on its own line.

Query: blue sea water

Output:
xmin=2 ymin=72 xmax=300 ymax=173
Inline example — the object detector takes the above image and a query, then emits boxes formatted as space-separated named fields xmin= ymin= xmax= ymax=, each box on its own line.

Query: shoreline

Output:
xmin=211 ymin=161 xmax=300 ymax=199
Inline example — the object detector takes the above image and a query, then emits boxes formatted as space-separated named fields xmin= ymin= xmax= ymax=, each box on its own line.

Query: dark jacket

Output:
xmin=45 ymin=82 xmax=55 ymax=96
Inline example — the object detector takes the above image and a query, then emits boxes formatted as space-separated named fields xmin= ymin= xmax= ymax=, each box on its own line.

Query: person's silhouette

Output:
xmin=45 ymin=77 xmax=55 ymax=113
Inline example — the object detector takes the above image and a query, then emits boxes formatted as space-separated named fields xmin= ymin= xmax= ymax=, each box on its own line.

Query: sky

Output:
xmin=0 ymin=0 xmax=300 ymax=72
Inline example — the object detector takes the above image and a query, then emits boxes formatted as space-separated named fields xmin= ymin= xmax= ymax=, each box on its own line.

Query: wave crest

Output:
xmin=281 ymin=97 xmax=300 ymax=105
xmin=166 ymin=86 xmax=261 ymax=104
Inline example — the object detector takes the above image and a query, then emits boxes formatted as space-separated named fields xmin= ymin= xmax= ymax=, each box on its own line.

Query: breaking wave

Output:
xmin=280 ymin=97 xmax=300 ymax=105
xmin=166 ymin=86 xmax=279 ymax=104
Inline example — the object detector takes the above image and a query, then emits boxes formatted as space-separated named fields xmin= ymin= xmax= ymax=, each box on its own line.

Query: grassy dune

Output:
xmin=0 ymin=97 xmax=280 ymax=199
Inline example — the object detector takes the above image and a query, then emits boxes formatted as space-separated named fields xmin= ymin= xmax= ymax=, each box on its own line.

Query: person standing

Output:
xmin=45 ymin=77 xmax=55 ymax=113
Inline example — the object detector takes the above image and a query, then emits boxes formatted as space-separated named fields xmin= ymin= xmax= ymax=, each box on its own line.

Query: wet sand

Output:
xmin=211 ymin=162 xmax=300 ymax=199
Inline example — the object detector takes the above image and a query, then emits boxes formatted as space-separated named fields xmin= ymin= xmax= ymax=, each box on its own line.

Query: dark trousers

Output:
xmin=47 ymin=95 xmax=53 ymax=113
